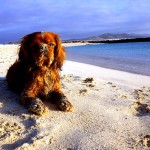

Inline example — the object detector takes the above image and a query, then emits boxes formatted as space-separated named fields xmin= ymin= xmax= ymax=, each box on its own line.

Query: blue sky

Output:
xmin=0 ymin=0 xmax=150 ymax=43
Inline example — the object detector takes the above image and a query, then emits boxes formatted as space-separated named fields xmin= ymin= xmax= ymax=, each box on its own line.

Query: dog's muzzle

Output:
xmin=39 ymin=43 xmax=48 ymax=53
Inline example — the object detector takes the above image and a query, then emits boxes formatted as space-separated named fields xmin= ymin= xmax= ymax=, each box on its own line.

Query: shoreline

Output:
xmin=62 ymin=42 xmax=97 ymax=47
xmin=62 ymin=60 xmax=150 ymax=88
xmin=64 ymin=42 xmax=150 ymax=76
xmin=66 ymin=57 xmax=150 ymax=76
xmin=0 ymin=43 xmax=150 ymax=77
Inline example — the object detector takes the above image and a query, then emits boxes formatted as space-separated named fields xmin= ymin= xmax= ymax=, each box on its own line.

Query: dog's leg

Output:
xmin=49 ymin=91 xmax=73 ymax=112
xmin=19 ymin=92 xmax=46 ymax=115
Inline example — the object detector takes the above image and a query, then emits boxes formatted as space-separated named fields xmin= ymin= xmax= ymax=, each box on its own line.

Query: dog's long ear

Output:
xmin=52 ymin=34 xmax=66 ymax=70
xmin=18 ymin=34 xmax=35 ymax=66
xmin=18 ymin=35 xmax=29 ymax=63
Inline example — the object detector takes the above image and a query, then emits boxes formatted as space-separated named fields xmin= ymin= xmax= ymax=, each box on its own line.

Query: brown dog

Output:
xmin=6 ymin=32 xmax=73 ymax=115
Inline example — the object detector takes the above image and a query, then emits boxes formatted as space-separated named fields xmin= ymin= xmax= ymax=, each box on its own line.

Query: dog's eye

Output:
xmin=49 ymin=43 xmax=54 ymax=47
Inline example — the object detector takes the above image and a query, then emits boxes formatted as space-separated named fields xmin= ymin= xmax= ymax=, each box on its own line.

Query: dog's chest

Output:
xmin=36 ymin=71 xmax=54 ymax=94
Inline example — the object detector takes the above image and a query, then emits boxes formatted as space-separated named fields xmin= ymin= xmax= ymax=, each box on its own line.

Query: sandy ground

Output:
xmin=62 ymin=42 xmax=95 ymax=47
xmin=0 ymin=44 xmax=150 ymax=150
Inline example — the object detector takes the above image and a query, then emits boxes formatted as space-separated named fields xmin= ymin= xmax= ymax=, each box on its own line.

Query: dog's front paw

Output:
xmin=57 ymin=96 xmax=73 ymax=112
xmin=28 ymin=98 xmax=46 ymax=115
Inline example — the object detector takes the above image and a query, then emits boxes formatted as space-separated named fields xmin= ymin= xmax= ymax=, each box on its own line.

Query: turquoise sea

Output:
xmin=65 ymin=42 xmax=150 ymax=76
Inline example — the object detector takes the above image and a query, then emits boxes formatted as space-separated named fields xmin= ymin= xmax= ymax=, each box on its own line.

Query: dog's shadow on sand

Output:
xmin=0 ymin=77 xmax=56 ymax=149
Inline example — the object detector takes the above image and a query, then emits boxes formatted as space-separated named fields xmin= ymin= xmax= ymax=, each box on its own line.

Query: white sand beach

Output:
xmin=0 ymin=44 xmax=150 ymax=149
xmin=63 ymin=42 xmax=92 ymax=47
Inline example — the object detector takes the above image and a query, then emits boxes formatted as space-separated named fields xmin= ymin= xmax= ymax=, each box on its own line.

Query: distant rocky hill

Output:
xmin=3 ymin=33 xmax=150 ymax=44
xmin=81 ymin=33 xmax=148 ymax=41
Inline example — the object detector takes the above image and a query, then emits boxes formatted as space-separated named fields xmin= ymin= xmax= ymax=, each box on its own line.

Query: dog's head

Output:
xmin=19 ymin=32 xmax=65 ymax=69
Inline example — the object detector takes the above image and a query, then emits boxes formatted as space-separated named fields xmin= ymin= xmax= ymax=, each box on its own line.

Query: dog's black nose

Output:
xmin=39 ymin=43 xmax=48 ymax=52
